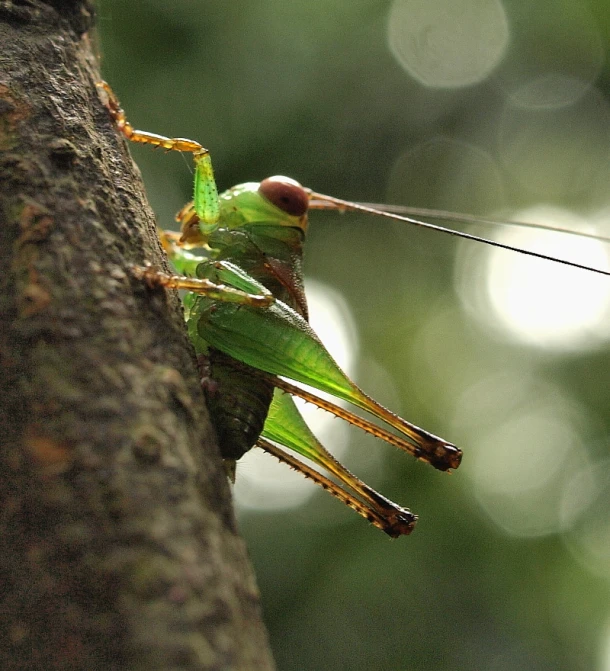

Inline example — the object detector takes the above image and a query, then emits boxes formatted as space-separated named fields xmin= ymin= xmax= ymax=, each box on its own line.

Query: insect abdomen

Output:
xmin=205 ymin=348 xmax=275 ymax=461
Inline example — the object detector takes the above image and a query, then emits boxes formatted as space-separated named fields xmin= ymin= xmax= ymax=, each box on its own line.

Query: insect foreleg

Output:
xmin=97 ymin=81 xmax=208 ymax=155
xmin=97 ymin=81 xmax=219 ymax=228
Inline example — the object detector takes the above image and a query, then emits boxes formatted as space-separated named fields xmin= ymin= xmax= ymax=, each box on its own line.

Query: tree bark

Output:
xmin=0 ymin=2 xmax=275 ymax=669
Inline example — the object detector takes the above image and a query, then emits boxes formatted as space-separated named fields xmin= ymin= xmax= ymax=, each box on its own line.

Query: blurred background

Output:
xmin=98 ymin=1 xmax=610 ymax=669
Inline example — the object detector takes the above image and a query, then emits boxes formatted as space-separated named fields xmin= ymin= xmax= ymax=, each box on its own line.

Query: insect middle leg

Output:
xmin=132 ymin=264 xmax=274 ymax=307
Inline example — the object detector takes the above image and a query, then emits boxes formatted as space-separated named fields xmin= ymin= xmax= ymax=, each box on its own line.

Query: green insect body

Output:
xmin=99 ymin=81 xmax=462 ymax=537
xmin=166 ymin=179 xmax=460 ymax=536
xmin=179 ymin=179 xmax=310 ymax=464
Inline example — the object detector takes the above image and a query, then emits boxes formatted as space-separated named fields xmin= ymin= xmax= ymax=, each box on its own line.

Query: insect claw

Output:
xmin=425 ymin=442 xmax=462 ymax=471
xmin=131 ymin=263 xmax=165 ymax=289
xmin=384 ymin=510 xmax=418 ymax=538
xmin=131 ymin=264 xmax=147 ymax=280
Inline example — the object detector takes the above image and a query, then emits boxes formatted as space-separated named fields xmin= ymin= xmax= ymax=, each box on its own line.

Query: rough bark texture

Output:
xmin=0 ymin=2 xmax=275 ymax=669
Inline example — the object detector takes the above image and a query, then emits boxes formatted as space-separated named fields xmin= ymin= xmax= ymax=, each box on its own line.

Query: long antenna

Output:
xmin=357 ymin=203 xmax=610 ymax=245
xmin=308 ymin=192 xmax=610 ymax=278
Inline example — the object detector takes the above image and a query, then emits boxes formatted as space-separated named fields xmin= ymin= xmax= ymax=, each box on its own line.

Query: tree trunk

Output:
xmin=0 ymin=2 xmax=275 ymax=669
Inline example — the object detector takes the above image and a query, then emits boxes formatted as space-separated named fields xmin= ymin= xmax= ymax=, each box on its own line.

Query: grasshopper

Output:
xmin=99 ymin=82 xmax=608 ymax=537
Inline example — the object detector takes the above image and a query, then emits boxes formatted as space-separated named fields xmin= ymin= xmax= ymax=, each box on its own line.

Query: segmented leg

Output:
xmin=174 ymin=201 xmax=205 ymax=247
xmin=257 ymin=438 xmax=416 ymax=538
xmin=132 ymin=264 xmax=273 ymax=307
xmin=97 ymin=81 xmax=219 ymax=227
xmin=157 ymin=229 xmax=183 ymax=254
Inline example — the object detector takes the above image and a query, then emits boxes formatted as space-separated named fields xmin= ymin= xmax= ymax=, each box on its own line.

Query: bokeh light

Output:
xmin=387 ymin=137 xmax=506 ymax=216
xmin=387 ymin=0 xmax=509 ymax=88
xmin=467 ymin=388 xmax=592 ymax=537
xmin=498 ymin=88 xmax=610 ymax=199
xmin=454 ymin=207 xmax=610 ymax=350
xmin=562 ymin=458 xmax=610 ymax=581
xmin=494 ymin=0 xmax=603 ymax=108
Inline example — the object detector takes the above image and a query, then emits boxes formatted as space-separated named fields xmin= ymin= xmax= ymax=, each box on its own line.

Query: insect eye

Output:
xmin=259 ymin=176 xmax=309 ymax=217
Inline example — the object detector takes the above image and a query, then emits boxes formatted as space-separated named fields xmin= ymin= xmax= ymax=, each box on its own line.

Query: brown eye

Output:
xmin=259 ymin=176 xmax=309 ymax=217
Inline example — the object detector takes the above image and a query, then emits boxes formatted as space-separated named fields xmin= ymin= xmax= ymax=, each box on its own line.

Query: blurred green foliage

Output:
xmin=99 ymin=1 xmax=610 ymax=669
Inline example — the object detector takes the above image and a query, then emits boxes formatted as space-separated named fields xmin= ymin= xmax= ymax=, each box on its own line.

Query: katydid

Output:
xmin=98 ymin=82 xmax=609 ymax=537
